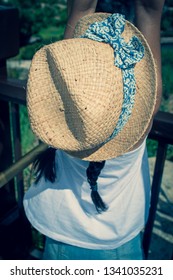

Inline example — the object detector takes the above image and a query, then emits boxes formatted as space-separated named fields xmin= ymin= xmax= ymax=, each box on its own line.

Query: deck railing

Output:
xmin=0 ymin=75 xmax=173 ymax=259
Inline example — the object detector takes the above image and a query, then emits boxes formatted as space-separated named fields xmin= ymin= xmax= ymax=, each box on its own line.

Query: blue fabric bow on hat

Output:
xmin=81 ymin=13 xmax=144 ymax=70
xmin=81 ymin=14 xmax=145 ymax=142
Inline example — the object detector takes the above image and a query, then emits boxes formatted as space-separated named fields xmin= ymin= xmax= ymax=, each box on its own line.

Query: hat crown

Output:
xmin=43 ymin=39 xmax=123 ymax=150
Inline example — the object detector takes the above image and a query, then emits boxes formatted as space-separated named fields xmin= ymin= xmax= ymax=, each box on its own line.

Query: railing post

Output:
xmin=10 ymin=102 xmax=24 ymax=211
xmin=0 ymin=58 xmax=17 ymax=218
xmin=143 ymin=140 xmax=168 ymax=259
xmin=0 ymin=98 xmax=17 ymax=212
xmin=0 ymin=6 xmax=32 ymax=259
xmin=0 ymin=6 xmax=20 ymax=219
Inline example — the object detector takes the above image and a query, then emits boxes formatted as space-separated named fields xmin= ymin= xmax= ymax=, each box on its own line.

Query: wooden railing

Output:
xmin=0 ymin=75 xmax=47 ymax=259
xmin=143 ymin=111 xmax=173 ymax=258
xmin=0 ymin=75 xmax=173 ymax=259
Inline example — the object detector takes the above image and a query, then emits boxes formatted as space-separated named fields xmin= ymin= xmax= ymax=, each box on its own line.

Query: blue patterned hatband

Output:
xmin=81 ymin=13 xmax=145 ymax=143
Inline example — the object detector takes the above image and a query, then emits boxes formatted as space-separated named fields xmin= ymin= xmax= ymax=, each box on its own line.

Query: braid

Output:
xmin=33 ymin=149 xmax=107 ymax=214
xmin=33 ymin=147 xmax=56 ymax=184
xmin=86 ymin=161 xmax=108 ymax=213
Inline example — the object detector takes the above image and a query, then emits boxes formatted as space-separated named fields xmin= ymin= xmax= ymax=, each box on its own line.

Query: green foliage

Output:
xmin=7 ymin=67 xmax=25 ymax=79
xmin=167 ymin=145 xmax=173 ymax=161
xmin=162 ymin=5 xmax=173 ymax=33
xmin=19 ymin=43 xmax=43 ymax=60
xmin=15 ymin=25 xmax=65 ymax=60
xmin=146 ymin=139 xmax=158 ymax=158
xmin=39 ymin=25 xmax=65 ymax=41
xmin=0 ymin=0 xmax=67 ymax=45
xmin=161 ymin=0 xmax=173 ymax=36
xmin=147 ymin=45 xmax=173 ymax=159
xmin=32 ymin=228 xmax=45 ymax=251
xmin=160 ymin=47 xmax=173 ymax=113
xmin=18 ymin=24 xmax=65 ymax=60
xmin=19 ymin=106 xmax=36 ymax=154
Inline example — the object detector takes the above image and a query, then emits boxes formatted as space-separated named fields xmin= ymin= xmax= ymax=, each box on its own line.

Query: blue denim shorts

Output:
xmin=43 ymin=234 xmax=143 ymax=260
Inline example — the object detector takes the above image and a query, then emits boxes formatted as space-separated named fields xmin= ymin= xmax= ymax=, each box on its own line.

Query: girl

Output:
xmin=24 ymin=0 xmax=165 ymax=260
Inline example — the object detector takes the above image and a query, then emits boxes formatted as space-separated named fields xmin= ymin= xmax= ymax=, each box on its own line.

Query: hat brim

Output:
xmin=27 ymin=13 xmax=157 ymax=161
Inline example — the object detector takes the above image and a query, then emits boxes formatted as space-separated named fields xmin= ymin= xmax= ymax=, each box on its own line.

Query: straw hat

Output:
xmin=27 ymin=13 xmax=157 ymax=161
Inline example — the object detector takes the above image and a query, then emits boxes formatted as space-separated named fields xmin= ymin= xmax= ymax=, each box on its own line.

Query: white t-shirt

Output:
xmin=23 ymin=139 xmax=150 ymax=249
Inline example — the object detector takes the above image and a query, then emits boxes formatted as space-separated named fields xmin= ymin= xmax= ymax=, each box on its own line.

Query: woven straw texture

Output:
xmin=27 ymin=13 xmax=157 ymax=161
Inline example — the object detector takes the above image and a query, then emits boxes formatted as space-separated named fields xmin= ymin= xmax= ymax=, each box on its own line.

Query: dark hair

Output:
xmin=33 ymin=147 xmax=56 ymax=184
xmin=86 ymin=161 xmax=108 ymax=213
xmin=33 ymin=148 xmax=108 ymax=213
